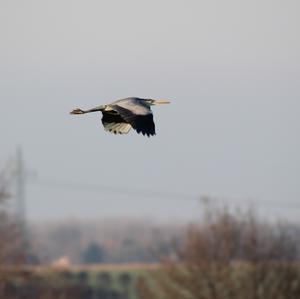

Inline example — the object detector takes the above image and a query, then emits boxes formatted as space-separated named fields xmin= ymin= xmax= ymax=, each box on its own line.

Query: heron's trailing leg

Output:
xmin=70 ymin=105 xmax=105 ymax=115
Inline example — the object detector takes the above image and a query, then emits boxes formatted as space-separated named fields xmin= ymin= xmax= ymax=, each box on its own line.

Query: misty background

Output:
xmin=1 ymin=0 xmax=299 ymax=222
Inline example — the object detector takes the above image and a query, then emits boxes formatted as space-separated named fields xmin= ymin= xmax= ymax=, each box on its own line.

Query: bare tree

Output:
xmin=138 ymin=204 xmax=300 ymax=299
xmin=0 ymin=168 xmax=23 ymax=297
xmin=0 ymin=169 xmax=22 ymax=267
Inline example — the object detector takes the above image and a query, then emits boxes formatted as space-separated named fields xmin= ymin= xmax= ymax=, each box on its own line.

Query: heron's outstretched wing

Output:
xmin=101 ymin=112 xmax=132 ymax=134
xmin=111 ymin=104 xmax=155 ymax=136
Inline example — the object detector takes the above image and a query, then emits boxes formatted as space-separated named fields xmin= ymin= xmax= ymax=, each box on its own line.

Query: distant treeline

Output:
xmin=29 ymin=218 xmax=183 ymax=265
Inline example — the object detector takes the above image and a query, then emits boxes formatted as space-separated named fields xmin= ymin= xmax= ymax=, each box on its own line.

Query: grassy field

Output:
xmin=0 ymin=263 xmax=158 ymax=299
xmin=2 ymin=262 xmax=300 ymax=299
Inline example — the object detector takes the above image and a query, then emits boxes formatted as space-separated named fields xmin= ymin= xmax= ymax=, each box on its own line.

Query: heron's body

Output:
xmin=70 ymin=97 xmax=170 ymax=137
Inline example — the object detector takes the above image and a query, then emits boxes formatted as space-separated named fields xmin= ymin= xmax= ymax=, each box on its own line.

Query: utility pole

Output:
xmin=15 ymin=146 xmax=28 ymax=255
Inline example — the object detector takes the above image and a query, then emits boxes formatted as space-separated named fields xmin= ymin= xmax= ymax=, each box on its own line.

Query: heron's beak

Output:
xmin=153 ymin=100 xmax=171 ymax=105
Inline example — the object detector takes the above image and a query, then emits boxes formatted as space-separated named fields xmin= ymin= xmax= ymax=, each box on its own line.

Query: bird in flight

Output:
xmin=70 ymin=97 xmax=170 ymax=137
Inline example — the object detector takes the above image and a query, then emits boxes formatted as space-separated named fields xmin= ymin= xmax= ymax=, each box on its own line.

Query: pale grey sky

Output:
xmin=1 ymin=0 xmax=300 ymax=222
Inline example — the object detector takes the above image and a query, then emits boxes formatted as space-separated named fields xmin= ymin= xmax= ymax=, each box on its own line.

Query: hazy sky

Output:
xmin=1 ymin=0 xmax=300 ymax=222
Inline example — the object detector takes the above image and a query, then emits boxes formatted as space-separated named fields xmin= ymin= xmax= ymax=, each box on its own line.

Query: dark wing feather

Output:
xmin=111 ymin=105 xmax=155 ymax=137
xmin=101 ymin=111 xmax=131 ymax=134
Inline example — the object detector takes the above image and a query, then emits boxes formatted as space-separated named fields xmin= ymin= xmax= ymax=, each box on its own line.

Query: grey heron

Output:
xmin=70 ymin=97 xmax=170 ymax=137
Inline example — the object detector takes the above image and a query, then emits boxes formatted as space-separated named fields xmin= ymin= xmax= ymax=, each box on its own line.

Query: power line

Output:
xmin=32 ymin=177 xmax=197 ymax=200
xmin=29 ymin=177 xmax=300 ymax=209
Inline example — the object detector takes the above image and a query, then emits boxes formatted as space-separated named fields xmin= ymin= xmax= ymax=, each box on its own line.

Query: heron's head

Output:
xmin=145 ymin=99 xmax=171 ymax=106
